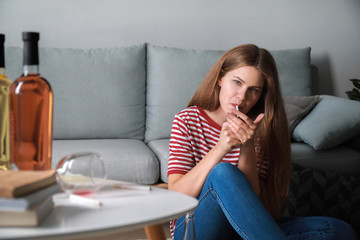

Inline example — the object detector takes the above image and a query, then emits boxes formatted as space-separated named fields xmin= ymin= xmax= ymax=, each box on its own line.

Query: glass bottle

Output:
xmin=9 ymin=32 xmax=53 ymax=170
xmin=183 ymin=211 xmax=196 ymax=240
xmin=0 ymin=33 xmax=12 ymax=170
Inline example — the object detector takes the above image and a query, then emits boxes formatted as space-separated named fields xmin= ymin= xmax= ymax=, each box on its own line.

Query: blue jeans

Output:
xmin=174 ymin=162 xmax=357 ymax=240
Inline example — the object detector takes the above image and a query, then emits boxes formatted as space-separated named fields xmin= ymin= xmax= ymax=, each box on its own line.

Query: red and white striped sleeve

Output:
xmin=167 ymin=111 xmax=195 ymax=176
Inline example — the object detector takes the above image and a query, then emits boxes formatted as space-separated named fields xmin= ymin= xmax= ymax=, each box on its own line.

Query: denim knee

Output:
xmin=329 ymin=217 xmax=357 ymax=240
xmin=280 ymin=216 xmax=357 ymax=240
xmin=206 ymin=162 xmax=250 ymax=189
xmin=209 ymin=162 xmax=243 ymax=179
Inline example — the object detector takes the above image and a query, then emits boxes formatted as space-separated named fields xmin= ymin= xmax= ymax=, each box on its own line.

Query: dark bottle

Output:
xmin=0 ymin=34 xmax=12 ymax=170
xmin=9 ymin=32 xmax=53 ymax=170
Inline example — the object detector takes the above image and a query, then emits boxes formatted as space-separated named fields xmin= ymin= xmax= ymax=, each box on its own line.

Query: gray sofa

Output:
xmin=5 ymin=44 xmax=360 ymax=234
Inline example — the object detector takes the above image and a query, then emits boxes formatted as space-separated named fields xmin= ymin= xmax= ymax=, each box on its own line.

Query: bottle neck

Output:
xmin=0 ymin=67 xmax=5 ymax=76
xmin=185 ymin=212 xmax=194 ymax=221
xmin=0 ymin=41 xmax=4 ymax=69
xmin=23 ymin=65 xmax=39 ymax=76
xmin=23 ymin=40 xmax=39 ymax=75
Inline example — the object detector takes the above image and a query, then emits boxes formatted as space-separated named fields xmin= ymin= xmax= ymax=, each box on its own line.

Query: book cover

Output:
xmin=0 ymin=197 xmax=54 ymax=226
xmin=0 ymin=183 xmax=60 ymax=211
xmin=0 ymin=170 xmax=56 ymax=198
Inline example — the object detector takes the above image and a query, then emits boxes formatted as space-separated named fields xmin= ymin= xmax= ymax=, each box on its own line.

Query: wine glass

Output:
xmin=55 ymin=152 xmax=107 ymax=196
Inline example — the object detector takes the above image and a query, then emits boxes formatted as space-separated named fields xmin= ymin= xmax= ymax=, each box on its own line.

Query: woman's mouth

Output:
xmin=231 ymin=104 xmax=238 ymax=110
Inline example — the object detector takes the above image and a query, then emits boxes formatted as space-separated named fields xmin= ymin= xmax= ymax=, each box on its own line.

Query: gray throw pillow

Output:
xmin=283 ymin=96 xmax=320 ymax=136
xmin=293 ymin=95 xmax=360 ymax=150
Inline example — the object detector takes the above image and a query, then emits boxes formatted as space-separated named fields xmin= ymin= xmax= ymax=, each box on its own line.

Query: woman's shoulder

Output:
xmin=173 ymin=106 xmax=221 ymax=131
xmin=173 ymin=106 xmax=205 ymax=124
xmin=176 ymin=106 xmax=201 ymax=117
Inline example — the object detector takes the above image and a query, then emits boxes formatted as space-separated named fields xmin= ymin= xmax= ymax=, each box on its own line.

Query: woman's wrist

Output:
xmin=213 ymin=143 xmax=230 ymax=161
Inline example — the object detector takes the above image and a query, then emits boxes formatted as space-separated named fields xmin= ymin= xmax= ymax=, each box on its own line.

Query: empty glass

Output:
xmin=56 ymin=152 xmax=107 ymax=196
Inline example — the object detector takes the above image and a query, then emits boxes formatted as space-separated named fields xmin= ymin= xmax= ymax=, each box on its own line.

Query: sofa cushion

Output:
xmin=6 ymin=45 xmax=147 ymax=140
xmin=291 ymin=143 xmax=360 ymax=176
xmin=147 ymin=139 xmax=171 ymax=183
xmin=270 ymin=47 xmax=312 ymax=96
xmin=151 ymin=141 xmax=360 ymax=183
xmin=284 ymin=95 xmax=320 ymax=136
xmin=52 ymin=139 xmax=159 ymax=184
xmin=145 ymin=45 xmax=224 ymax=142
xmin=346 ymin=133 xmax=360 ymax=152
xmin=293 ymin=95 xmax=360 ymax=150
xmin=145 ymin=45 xmax=312 ymax=142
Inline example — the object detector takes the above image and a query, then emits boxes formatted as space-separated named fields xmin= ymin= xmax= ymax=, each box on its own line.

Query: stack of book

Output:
xmin=0 ymin=170 xmax=60 ymax=226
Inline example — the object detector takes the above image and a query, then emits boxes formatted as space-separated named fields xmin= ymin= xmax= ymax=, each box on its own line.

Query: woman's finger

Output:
xmin=226 ymin=117 xmax=248 ymax=142
xmin=227 ymin=112 xmax=264 ymax=143
xmin=254 ymin=113 xmax=265 ymax=125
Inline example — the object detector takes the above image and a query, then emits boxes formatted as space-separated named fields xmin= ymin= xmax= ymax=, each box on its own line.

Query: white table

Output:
xmin=0 ymin=185 xmax=198 ymax=240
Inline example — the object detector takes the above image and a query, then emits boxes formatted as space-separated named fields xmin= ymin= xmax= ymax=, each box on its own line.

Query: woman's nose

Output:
xmin=238 ymin=87 xmax=247 ymax=100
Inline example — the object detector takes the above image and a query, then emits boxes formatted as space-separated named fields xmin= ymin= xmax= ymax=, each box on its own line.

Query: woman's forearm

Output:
xmin=168 ymin=144 xmax=227 ymax=198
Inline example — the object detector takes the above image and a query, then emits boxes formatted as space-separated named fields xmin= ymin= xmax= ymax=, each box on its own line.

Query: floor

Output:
xmin=86 ymin=222 xmax=171 ymax=240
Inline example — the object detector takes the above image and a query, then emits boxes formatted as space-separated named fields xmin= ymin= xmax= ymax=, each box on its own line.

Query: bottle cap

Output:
xmin=22 ymin=32 xmax=40 ymax=41
xmin=22 ymin=32 xmax=40 ymax=66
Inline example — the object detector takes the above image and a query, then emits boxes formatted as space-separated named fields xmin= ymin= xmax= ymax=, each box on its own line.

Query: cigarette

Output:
xmin=69 ymin=194 xmax=102 ymax=207
xmin=112 ymin=184 xmax=152 ymax=191
xmin=235 ymin=106 xmax=246 ymax=123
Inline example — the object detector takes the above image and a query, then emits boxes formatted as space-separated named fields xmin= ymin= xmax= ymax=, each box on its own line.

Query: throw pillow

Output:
xmin=292 ymin=95 xmax=360 ymax=150
xmin=285 ymin=163 xmax=360 ymax=237
xmin=283 ymin=95 xmax=320 ymax=136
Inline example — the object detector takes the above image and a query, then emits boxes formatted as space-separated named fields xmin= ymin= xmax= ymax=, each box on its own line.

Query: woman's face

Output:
xmin=218 ymin=66 xmax=264 ymax=115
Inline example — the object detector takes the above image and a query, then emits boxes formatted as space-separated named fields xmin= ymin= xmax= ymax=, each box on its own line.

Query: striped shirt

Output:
xmin=167 ymin=106 xmax=268 ymax=238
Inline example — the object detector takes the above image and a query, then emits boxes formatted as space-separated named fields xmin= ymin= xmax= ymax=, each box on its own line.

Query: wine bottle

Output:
xmin=0 ymin=34 xmax=12 ymax=170
xmin=9 ymin=32 xmax=53 ymax=170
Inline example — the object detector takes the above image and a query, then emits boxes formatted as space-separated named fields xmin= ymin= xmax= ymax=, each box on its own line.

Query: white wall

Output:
xmin=1 ymin=0 xmax=359 ymax=97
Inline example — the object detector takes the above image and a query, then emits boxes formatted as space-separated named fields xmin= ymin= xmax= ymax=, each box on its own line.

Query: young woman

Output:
xmin=167 ymin=44 xmax=356 ymax=239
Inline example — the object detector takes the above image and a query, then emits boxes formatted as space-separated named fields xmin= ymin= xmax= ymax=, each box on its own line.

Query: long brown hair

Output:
xmin=188 ymin=44 xmax=291 ymax=218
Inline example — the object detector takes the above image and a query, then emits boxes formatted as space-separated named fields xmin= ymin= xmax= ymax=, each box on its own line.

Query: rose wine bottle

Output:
xmin=0 ymin=34 xmax=12 ymax=170
xmin=9 ymin=32 xmax=53 ymax=170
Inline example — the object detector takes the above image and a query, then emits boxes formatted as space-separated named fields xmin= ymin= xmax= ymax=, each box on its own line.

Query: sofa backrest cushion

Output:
xmin=6 ymin=45 xmax=146 ymax=140
xmin=145 ymin=44 xmax=312 ymax=142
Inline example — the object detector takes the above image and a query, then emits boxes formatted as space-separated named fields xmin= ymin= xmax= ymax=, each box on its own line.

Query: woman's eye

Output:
xmin=233 ymin=80 xmax=241 ymax=85
xmin=251 ymin=88 xmax=260 ymax=93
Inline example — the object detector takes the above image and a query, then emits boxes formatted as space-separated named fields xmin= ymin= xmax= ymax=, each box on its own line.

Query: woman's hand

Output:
xmin=226 ymin=110 xmax=264 ymax=147
xmin=217 ymin=121 xmax=241 ymax=154
xmin=225 ymin=110 xmax=264 ymax=196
